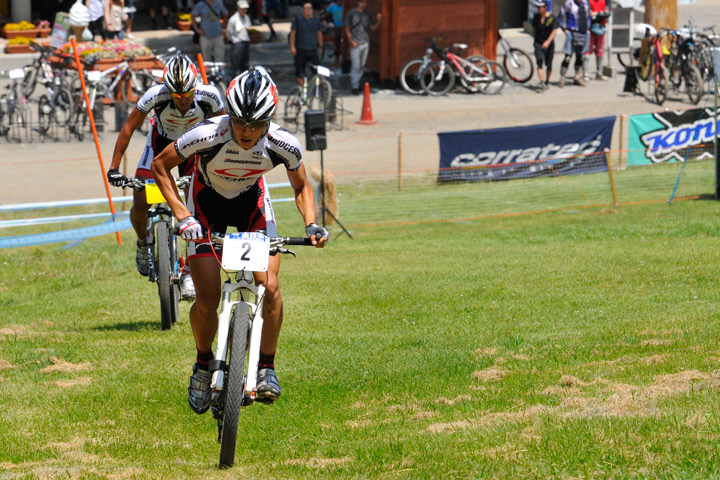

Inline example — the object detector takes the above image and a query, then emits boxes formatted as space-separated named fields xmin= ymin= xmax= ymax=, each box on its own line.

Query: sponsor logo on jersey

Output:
xmin=223 ymin=158 xmax=263 ymax=165
xmin=180 ymin=128 xmax=230 ymax=150
xmin=267 ymin=134 xmax=301 ymax=162
xmin=226 ymin=149 xmax=239 ymax=154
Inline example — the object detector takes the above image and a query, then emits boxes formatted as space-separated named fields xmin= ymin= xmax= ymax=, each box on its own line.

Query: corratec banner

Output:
xmin=628 ymin=108 xmax=718 ymax=165
xmin=437 ymin=116 xmax=616 ymax=182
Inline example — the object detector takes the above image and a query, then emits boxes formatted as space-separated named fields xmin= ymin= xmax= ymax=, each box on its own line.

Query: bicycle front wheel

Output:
xmin=308 ymin=77 xmax=332 ymax=111
xmin=684 ymin=63 xmax=703 ymax=105
xmin=419 ymin=62 xmax=456 ymax=96
xmin=53 ymin=88 xmax=74 ymax=129
xmin=219 ymin=304 xmax=250 ymax=468
xmin=22 ymin=65 xmax=39 ymax=98
xmin=283 ymin=86 xmax=303 ymax=132
xmin=478 ymin=60 xmax=507 ymax=95
xmin=653 ymin=65 xmax=668 ymax=105
xmin=38 ymin=95 xmax=51 ymax=133
xmin=156 ymin=221 xmax=179 ymax=331
xmin=504 ymin=48 xmax=534 ymax=83
xmin=399 ymin=58 xmax=428 ymax=95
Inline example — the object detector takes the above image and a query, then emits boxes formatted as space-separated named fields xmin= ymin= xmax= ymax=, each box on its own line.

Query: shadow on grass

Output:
xmin=91 ymin=320 xmax=159 ymax=332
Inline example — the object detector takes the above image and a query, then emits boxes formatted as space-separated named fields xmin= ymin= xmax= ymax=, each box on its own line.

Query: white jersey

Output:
xmin=175 ymin=116 xmax=303 ymax=199
xmin=136 ymin=83 xmax=224 ymax=140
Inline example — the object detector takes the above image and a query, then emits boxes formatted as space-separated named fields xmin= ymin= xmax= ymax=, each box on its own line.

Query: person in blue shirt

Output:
xmin=321 ymin=0 xmax=343 ymax=65
xmin=191 ymin=0 xmax=229 ymax=63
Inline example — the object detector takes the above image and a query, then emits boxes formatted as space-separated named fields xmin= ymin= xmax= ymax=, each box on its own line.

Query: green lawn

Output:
xmin=2 ymin=198 xmax=720 ymax=478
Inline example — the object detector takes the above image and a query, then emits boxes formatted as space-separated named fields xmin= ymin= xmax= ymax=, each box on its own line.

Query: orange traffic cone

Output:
xmin=356 ymin=82 xmax=378 ymax=125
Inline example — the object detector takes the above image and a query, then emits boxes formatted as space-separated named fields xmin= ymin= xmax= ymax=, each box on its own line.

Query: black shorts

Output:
xmin=294 ymin=48 xmax=318 ymax=78
xmin=534 ymin=42 xmax=555 ymax=69
xmin=187 ymin=176 xmax=277 ymax=259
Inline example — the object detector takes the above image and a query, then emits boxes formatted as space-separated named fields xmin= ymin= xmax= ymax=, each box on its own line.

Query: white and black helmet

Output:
xmin=163 ymin=54 xmax=198 ymax=94
xmin=225 ymin=68 xmax=278 ymax=121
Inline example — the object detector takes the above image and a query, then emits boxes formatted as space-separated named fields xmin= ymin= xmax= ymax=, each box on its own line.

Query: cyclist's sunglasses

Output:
xmin=171 ymin=88 xmax=195 ymax=99
xmin=230 ymin=116 xmax=269 ymax=131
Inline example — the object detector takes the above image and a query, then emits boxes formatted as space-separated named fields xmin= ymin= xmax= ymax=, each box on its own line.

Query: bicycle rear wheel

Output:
xmin=683 ymin=63 xmax=703 ymax=105
xmin=219 ymin=304 xmax=250 ymax=468
xmin=503 ymin=48 xmax=534 ymax=83
xmin=419 ymin=62 xmax=456 ymax=96
xmin=283 ymin=86 xmax=303 ymax=132
xmin=479 ymin=60 xmax=507 ymax=95
xmin=653 ymin=65 xmax=668 ymax=105
xmin=399 ymin=58 xmax=428 ymax=95
xmin=308 ymin=77 xmax=332 ymax=111
xmin=156 ymin=221 xmax=179 ymax=330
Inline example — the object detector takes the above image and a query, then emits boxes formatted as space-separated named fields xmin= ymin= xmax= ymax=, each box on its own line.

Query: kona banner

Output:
xmin=437 ymin=116 xmax=615 ymax=182
xmin=628 ymin=108 xmax=718 ymax=165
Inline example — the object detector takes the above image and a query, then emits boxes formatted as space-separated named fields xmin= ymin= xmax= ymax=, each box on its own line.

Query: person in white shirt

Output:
xmin=226 ymin=0 xmax=252 ymax=78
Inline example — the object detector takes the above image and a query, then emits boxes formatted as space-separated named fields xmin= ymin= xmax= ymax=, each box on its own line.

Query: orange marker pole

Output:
xmin=197 ymin=53 xmax=209 ymax=84
xmin=70 ymin=38 xmax=122 ymax=246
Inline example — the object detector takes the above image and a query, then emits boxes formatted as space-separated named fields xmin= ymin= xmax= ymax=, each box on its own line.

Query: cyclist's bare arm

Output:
xmin=151 ymin=143 xmax=191 ymax=221
xmin=287 ymin=164 xmax=326 ymax=247
xmin=109 ymin=107 xmax=148 ymax=170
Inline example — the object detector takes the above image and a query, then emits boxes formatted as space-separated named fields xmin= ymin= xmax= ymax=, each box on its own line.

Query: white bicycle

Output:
xmin=199 ymin=232 xmax=312 ymax=468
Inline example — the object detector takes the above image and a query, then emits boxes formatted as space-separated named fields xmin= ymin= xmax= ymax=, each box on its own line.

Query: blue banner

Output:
xmin=437 ymin=116 xmax=616 ymax=183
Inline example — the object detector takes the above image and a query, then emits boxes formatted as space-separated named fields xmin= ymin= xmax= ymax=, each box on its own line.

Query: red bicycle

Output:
xmin=637 ymin=24 xmax=669 ymax=105
xmin=418 ymin=39 xmax=507 ymax=95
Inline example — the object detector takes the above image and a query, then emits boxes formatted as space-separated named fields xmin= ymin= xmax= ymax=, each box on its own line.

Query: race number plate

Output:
xmin=221 ymin=233 xmax=270 ymax=272
xmin=8 ymin=68 xmax=24 ymax=80
xmin=87 ymin=70 xmax=102 ymax=82
xmin=316 ymin=65 xmax=331 ymax=77
xmin=144 ymin=179 xmax=167 ymax=204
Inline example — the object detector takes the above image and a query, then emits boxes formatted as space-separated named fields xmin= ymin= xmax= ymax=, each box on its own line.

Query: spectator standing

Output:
xmin=344 ymin=0 xmax=382 ymax=95
xmin=252 ymin=0 xmax=276 ymax=40
xmin=226 ymin=0 xmax=252 ymax=78
xmin=558 ymin=0 xmax=590 ymax=87
xmin=320 ymin=0 xmax=343 ymax=66
xmin=275 ymin=0 xmax=289 ymax=19
xmin=149 ymin=0 xmax=172 ymax=29
xmin=531 ymin=0 xmax=558 ymax=91
xmin=192 ymin=0 xmax=229 ymax=63
xmin=290 ymin=3 xmax=323 ymax=87
xmin=104 ymin=0 xmax=125 ymax=39
xmin=86 ymin=0 xmax=106 ymax=39
xmin=124 ymin=0 xmax=135 ymax=39
xmin=585 ymin=0 xmax=610 ymax=80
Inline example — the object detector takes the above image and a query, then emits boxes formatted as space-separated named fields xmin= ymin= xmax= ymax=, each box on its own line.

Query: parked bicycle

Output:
xmin=204 ymin=61 xmax=229 ymax=103
xmin=23 ymin=42 xmax=77 ymax=99
xmin=185 ymin=231 xmax=312 ymax=468
xmin=497 ymin=29 xmax=534 ymax=83
xmin=283 ymin=64 xmax=333 ymax=131
xmin=68 ymin=55 xmax=155 ymax=140
xmin=663 ymin=27 xmax=703 ymax=105
xmin=0 ymin=68 xmax=31 ymax=139
xmin=399 ymin=37 xmax=469 ymax=95
xmin=116 ymin=176 xmax=191 ymax=330
xmin=419 ymin=40 xmax=506 ymax=95
xmin=636 ymin=24 xmax=668 ymax=105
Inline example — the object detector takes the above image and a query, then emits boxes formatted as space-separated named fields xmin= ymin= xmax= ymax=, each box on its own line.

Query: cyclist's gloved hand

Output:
xmin=178 ymin=216 xmax=203 ymax=240
xmin=306 ymin=223 xmax=329 ymax=243
xmin=107 ymin=168 xmax=125 ymax=187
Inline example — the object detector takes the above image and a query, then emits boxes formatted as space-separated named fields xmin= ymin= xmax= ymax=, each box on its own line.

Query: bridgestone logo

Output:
xmin=268 ymin=135 xmax=301 ymax=162
xmin=450 ymin=135 xmax=603 ymax=167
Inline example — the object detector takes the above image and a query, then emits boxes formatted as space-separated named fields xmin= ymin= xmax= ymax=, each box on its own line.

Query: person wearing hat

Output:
xmin=226 ymin=0 xmax=253 ymax=78
xmin=531 ymin=0 xmax=559 ymax=91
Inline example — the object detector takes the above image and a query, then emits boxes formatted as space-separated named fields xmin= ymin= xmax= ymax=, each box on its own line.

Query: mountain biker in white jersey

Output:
xmin=106 ymin=54 xmax=225 ymax=298
xmin=151 ymin=68 xmax=328 ymax=413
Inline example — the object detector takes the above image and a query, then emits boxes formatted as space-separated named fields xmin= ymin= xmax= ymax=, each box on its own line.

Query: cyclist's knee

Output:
xmin=193 ymin=294 xmax=220 ymax=314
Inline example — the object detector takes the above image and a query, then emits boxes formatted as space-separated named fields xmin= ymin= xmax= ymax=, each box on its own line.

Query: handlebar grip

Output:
xmin=284 ymin=237 xmax=313 ymax=246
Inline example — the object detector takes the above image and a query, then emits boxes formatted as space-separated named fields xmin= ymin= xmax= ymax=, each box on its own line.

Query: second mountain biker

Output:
xmin=106 ymin=54 xmax=225 ymax=298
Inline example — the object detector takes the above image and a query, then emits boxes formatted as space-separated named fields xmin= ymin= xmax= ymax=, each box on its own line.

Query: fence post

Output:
xmin=618 ymin=114 xmax=625 ymax=169
xmin=398 ymin=131 xmax=403 ymax=191
xmin=605 ymin=147 xmax=619 ymax=208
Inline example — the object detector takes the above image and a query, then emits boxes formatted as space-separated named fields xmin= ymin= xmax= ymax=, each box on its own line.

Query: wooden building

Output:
xmin=341 ymin=0 xmax=499 ymax=84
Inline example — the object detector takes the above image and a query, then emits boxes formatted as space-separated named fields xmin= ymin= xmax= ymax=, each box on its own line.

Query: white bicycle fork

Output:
xmin=211 ymin=270 xmax=266 ymax=402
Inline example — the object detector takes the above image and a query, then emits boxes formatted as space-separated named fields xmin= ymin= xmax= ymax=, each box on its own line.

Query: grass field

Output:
xmin=3 ymin=198 xmax=720 ymax=479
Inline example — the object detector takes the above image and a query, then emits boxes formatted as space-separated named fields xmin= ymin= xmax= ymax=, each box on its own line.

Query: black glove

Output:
xmin=306 ymin=223 xmax=329 ymax=242
xmin=107 ymin=168 xmax=125 ymax=187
